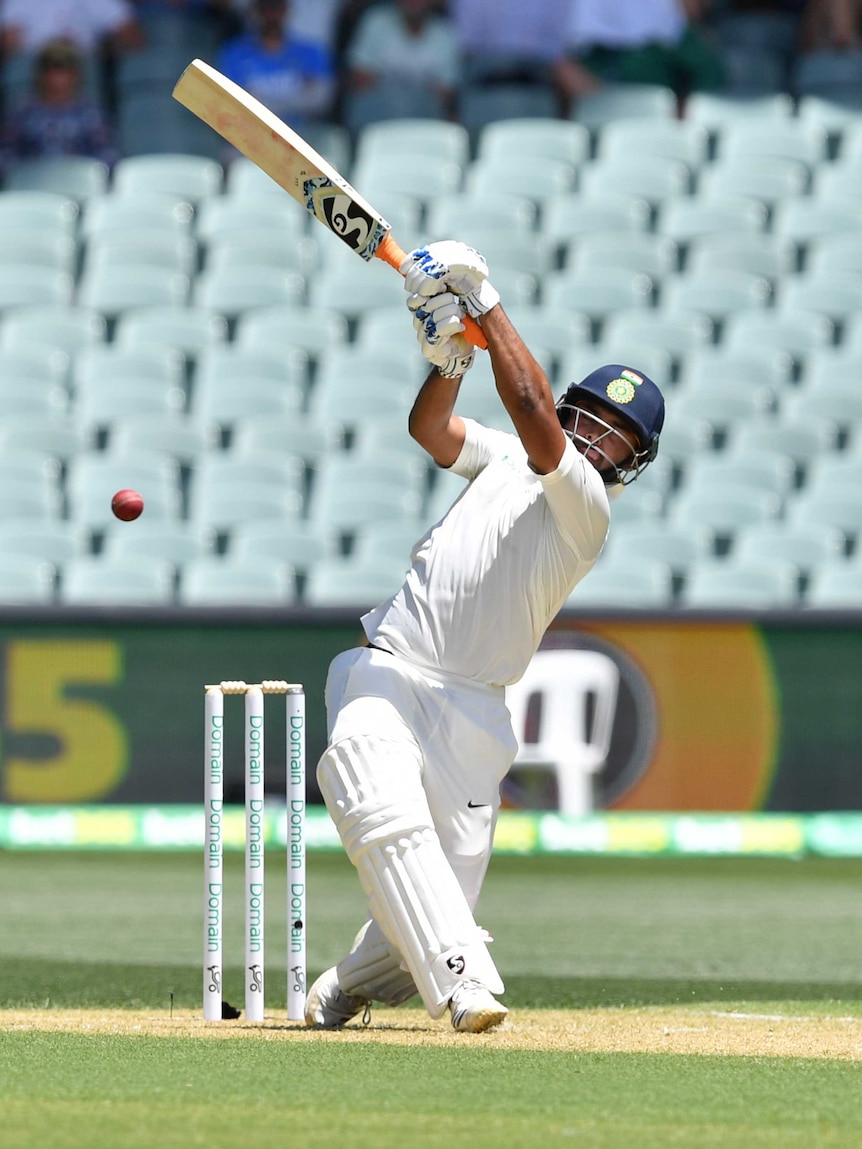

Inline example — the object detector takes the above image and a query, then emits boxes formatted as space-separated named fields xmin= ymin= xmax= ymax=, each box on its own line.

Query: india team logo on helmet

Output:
xmin=605 ymin=369 xmax=644 ymax=405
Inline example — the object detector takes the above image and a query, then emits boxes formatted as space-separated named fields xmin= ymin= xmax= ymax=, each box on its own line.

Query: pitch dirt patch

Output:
xmin=3 ymin=1007 xmax=861 ymax=1059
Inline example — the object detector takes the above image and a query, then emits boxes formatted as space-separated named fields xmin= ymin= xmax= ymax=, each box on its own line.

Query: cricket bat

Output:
xmin=172 ymin=59 xmax=487 ymax=349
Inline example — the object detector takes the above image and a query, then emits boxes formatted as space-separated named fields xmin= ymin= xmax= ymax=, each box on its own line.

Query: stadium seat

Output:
xmin=682 ymin=92 xmax=796 ymax=129
xmin=116 ymin=91 xmax=218 ymax=158
xmin=573 ymin=84 xmax=677 ymax=128
xmin=4 ymin=155 xmax=108 ymax=199
xmin=601 ymin=521 xmax=714 ymax=572
xmin=561 ymin=345 xmax=674 ymax=391
xmin=501 ymin=306 xmax=591 ymax=360
xmin=308 ymin=348 xmax=421 ymax=425
xmin=195 ymin=196 xmax=305 ymax=244
xmin=729 ymin=414 xmax=840 ymax=464
xmin=686 ymin=233 xmax=796 ymax=279
xmin=178 ymin=558 xmax=297 ymax=606
xmin=0 ymin=520 xmax=86 ymax=565
xmin=579 ymin=156 xmax=690 ymax=203
xmin=677 ymin=346 xmax=793 ymax=391
xmin=807 ymin=233 xmax=862 ymax=278
xmin=0 ymin=555 xmax=56 ymax=604
xmin=0 ymin=305 xmax=107 ymax=356
xmin=679 ymin=558 xmax=800 ymax=608
xmin=352 ymin=520 xmax=428 ymax=564
xmin=187 ymin=487 xmax=303 ymax=531
xmin=782 ymin=386 xmax=862 ymax=431
xmin=717 ymin=120 xmax=829 ymax=167
xmin=477 ymin=118 xmax=590 ymax=166
xmin=343 ymin=80 xmax=450 ymax=134
xmin=723 ymin=311 xmax=835 ymax=359
xmin=661 ymin=270 xmax=771 ymax=319
xmin=114 ymin=307 xmax=229 ymax=357
xmin=734 ymin=522 xmax=846 ymax=573
xmin=657 ymin=196 xmax=767 ymax=244
xmin=465 ymin=156 xmax=577 ymax=201
xmin=544 ymin=267 xmax=653 ymax=319
xmin=356 ymin=119 xmax=470 ymax=167
xmin=77 ymin=266 xmax=190 ymax=316
xmin=596 ymin=116 xmax=710 ymax=167
xmin=231 ymin=414 xmax=342 ymax=463
xmin=0 ymin=191 xmax=79 ymax=237
xmin=772 ymin=200 xmax=862 ymax=247
xmin=303 ymin=556 xmax=407 ymax=607
xmin=102 ymin=520 xmax=216 ymax=564
xmin=564 ymin=559 xmax=675 ymax=608
xmin=60 ymin=556 xmax=176 ymax=605
xmin=0 ymin=345 xmax=68 ymax=388
xmin=192 ymin=376 xmax=305 ymax=434
xmin=111 ymin=155 xmax=224 ymax=201
xmin=192 ymin=266 xmax=304 ymax=317
xmin=777 ymin=276 xmax=862 ymax=322
xmin=667 ymin=487 xmax=782 ymax=534
xmin=697 ymin=156 xmax=810 ymax=204
xmin=308 ymin=470 xmax=423 ymax=533
xmin=73 ymin=380 xmax=186 ymax=432
xmin=602 ymin=309 xmax=713 ymax=358
xmin=81 ymin=193 xmax=194 ymax=241
xmin=107 ymin=415 xmax=213 ymax=464
xmin=0 ymin=265 xmax=72 ymax=308
xmin=204 ymin=230 xmax=316 ymax=277
xmin=565 ymin=233 xmax=679 ymax=278
xmin=308 ymin=260 xmax=402 ymax=322
xmin=426 ymin=192 xmax=538 ymax=236
xmin=669 ymin=386 xmax=775 ymax=433
xmin=230 ymin=521 xmax=338 ymax=572
xmin=83 ymin=230 xmax=198 ymax=277
xmin=351 ymin=154 xmax=464 ymax=203
xmin=542 ymin=193 xmax=651 ymax=250
xmin=806 ymin=563 xmax=862 ymax=607
xmin=0 ymin=229 xmax=75 ymax=275
xmin=72 ymin=345 xmax=185 ymax=395
xmin=682 ymin=452 xmax=796 ymax=499
xmin=797 ymin=94 xmax=862 ymax=138
xmin=788 ymin=488 xmax=862 ymax=537
xmin=0 ymin=415 xmax=88 ymax=459
xmin=235 ymin=305 xmax=349 ymax=358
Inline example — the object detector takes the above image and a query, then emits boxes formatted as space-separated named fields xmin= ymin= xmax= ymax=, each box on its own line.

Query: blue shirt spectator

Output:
xmin=217 ymin=0 xmax=334 ymax=125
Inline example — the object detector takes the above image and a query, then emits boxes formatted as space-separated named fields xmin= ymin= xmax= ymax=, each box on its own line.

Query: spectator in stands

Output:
xmin=217 ymin=0 xmax=334 ymax=125
xmin=564 ymin=0 xmax=725 ymax=100
xmin=0 ymin=39 xmax=119 ymax=174
xmin=710 ymin=0 xmax=808 ymax=93
xmin=450 ymin=0 xmax=602 ymax=107
xmin=344 ymin=0 xmax=460 ymax=122
xmin=794 ymin=0 xmax=862 ymax=98
xmin=0 ymin=0 xmax=142 ymax=56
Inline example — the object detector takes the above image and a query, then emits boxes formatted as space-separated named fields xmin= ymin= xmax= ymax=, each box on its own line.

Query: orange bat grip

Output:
xmin=375 ymin=233 xmax=489 ymax=351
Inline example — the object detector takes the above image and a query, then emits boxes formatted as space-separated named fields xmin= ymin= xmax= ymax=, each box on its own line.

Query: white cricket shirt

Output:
xmin=362 ymin=419 xmax=610 ymax=687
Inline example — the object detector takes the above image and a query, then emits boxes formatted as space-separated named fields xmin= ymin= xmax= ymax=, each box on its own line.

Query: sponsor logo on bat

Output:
xmin=303 ymin=176 xmax=388 ymax=260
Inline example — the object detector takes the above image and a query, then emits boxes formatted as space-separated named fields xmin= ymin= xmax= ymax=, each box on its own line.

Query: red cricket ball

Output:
xmin=111 ymin=489 xmax=144 ymax=522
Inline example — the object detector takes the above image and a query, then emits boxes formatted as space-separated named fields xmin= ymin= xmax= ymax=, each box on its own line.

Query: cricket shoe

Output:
xmin=304 ymin=966 xmax=370 ymax=1029
xmin=449 ymin=980 xmax=508 ymax=1033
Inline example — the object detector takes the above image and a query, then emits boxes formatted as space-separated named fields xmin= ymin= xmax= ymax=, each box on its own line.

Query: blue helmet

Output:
xmin=556 ymin=364 xmax=665 ymax=486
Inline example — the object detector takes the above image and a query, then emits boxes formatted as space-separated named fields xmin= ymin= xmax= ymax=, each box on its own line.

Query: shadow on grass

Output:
xmin=3 ymin=959 xmax=862 ymax=1011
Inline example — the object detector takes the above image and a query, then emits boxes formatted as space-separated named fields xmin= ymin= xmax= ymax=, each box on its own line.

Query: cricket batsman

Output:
xmin=305 ymin=240 xmax=665 ymax=1032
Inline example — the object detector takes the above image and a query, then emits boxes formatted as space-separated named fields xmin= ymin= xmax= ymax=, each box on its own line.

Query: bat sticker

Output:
xmin=303 ymin=176 xmax=389 ymax=260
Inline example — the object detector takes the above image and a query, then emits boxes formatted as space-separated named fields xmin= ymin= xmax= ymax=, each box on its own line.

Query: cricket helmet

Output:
xmin=556 ymin=364 xmax=665 ymax=486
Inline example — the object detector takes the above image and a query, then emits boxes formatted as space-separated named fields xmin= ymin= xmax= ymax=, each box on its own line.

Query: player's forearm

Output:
xmin=480 ymin=307 xmax=566 ymax=473
xmin=408 ymin=369 xmax=466 ymax=467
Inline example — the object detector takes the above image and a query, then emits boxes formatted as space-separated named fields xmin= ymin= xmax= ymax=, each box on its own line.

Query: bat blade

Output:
xmin=172 ymin=59 xmax=487 ymax=349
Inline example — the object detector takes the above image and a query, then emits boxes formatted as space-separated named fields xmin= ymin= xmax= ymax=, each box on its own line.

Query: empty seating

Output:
xmin=179 ymin=558 xmax=297 ymax=606
xmin=60 ymin=556 xmax=176 ymax=605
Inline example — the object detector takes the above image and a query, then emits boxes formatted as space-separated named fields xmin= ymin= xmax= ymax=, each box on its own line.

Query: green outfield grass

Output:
xmin=2 ymin=850 xmax=862 ymax=1148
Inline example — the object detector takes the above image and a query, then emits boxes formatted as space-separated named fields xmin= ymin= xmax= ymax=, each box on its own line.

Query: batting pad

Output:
xmin=318 ymin=736 xmax=504 ymax=1018
xmin=337 ymin=918 xmax=417 ymax=1007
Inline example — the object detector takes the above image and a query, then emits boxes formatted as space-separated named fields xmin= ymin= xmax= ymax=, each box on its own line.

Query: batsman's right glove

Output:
xmin=407 ymin=289 xmax=476 ymax=378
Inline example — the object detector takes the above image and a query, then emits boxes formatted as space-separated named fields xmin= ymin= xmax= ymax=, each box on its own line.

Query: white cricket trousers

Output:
xmin=317 ymin=645 xmax=518 ymax=1016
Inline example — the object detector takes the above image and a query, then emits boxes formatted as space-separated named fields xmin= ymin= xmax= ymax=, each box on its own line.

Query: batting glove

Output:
xmin=407 ymin=290 xmax=476 ymax=378
xmin=401 ymin=241 xmax=501 ymax=319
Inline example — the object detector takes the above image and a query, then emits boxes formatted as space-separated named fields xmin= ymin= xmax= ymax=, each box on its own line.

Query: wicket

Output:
xmin=204 ymin=680 xmax=306 ymax=1023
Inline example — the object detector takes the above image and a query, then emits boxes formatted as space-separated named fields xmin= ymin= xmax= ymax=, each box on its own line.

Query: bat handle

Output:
xmin=375 ymin=234 xmax=489 ymax=351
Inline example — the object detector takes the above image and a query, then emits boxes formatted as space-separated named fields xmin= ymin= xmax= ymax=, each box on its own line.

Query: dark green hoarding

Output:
xmin=0 ymin=608 xmax=861 ymax=811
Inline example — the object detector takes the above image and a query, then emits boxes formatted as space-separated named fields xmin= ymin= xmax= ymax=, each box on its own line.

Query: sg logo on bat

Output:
xmin=303 ymin=176 xmax=389 ymax=261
